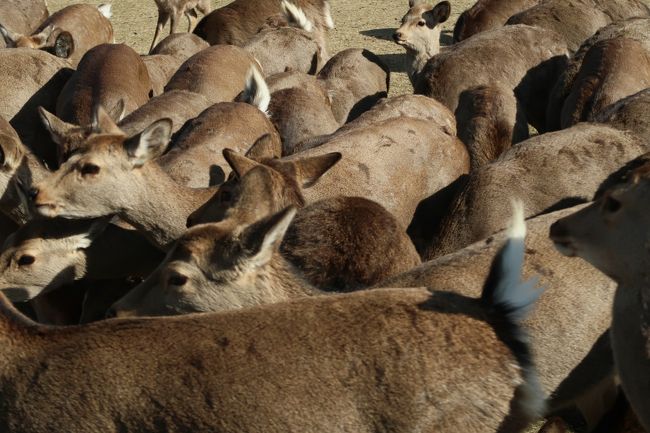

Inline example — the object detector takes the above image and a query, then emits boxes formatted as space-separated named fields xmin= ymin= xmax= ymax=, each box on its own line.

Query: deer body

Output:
xmin=150 ymin=32 xmax=209 ymax=61
xmin=453 ymin=0 xmax=538 ymax=42
xmin=148 ymin=0 xmax=211 ymax=53
xmin=141 ymin=54 xmax=184 ymax=97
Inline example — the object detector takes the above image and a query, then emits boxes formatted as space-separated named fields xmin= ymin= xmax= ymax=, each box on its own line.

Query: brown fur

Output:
xmin=547 ymin=18 xmax=650 ymax=131
xmin=549 ymin=160 xmax=650 ymax=432
xmin=1 ymin=4 xmax=113 ymax=67
xmin=0 ymin=280 xmax=542 ymax=432
xmin=0 ymin=49 xmax=72 ymax=167
xmin=0 ymin=0 xmax=49 ymax=37
xmin=141 ymin=54 xmax=183 ymax=97
xmin=560 ymin=37 xmax=650 ymax=128
xmin=416 ymin=24 xmax=568 ymax=133
xmin=55 ymin=44 xmax=152 ymax=127
xmin=382 ymin=207 xmax=617 ymax=428
xmin=455 ymin=84 xmax=528 ymax=171
xmin=164 ymin=44 xmax=261 ymax=104
xmin=596 ymin=88 xmax=650 ymax=142
xmin=193 ymin=0 xmax=332 ymax=55
xmin=161 ymin=102 xmax=282 ymax=187
xmin=317 ymin=48 xmax=390 ymax=124
xmin=453 ymin=0 xmax=538 ymax=42
xmin=150 ymin=32 xmax=209 ymax=61
xmin=189 ymin=154 xmax=420 ymax=291
xmin=425 ymin=123 xmax=647 ymax=259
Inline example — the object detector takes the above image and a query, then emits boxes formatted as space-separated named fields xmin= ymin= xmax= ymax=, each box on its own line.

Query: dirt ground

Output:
xmin=47 ymin=0 xmax=475 ymax=96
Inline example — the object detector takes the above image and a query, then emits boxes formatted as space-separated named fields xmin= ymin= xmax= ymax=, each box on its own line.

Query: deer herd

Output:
xmin=0 ymin=0 xmax=649 ymax=431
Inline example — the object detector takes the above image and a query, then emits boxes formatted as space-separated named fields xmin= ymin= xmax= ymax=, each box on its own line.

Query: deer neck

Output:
xmin=0 ymin=294 xmax=42 ymax=373
xmin=124 ymin=164 xmax=215 ymax=251
xmin=255 ymin=257 xmax=319 ymax=302
xmin=405 ymin=37 xmax=441 ymax=86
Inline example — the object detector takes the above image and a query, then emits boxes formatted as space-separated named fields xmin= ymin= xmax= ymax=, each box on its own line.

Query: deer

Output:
xmin=420 ymin=122 xmax=648 ymax=260
xmin=164 ymin=44 xmax=262 ymax=105
xmin=549 ymin=156 xmax=650 ymax=432
xmin=0 ymin=0 xmax=48 ymax=49
xmin=547 ymin=17 xmax=650 ymax=131
xmin=395 ymin=3 xmax=568 ymax=134
xmin=0 ymin=48 xmax=72 ymax=168
xmin=452 ymin=0 xmax=538 ymax=42
xmin=148 ymin=0 xmax=211 ymax=54
xmin=240 ymin=67 xmax=339 ymax=155
xmin=187 ymin=147 xmax=421 ymax=291
xmin=0 ymin=218 xmax=163 ymax=304
xmin=0 ymin=4 xmax=114 ymax=66
xmin=31 ymin=108 xmax=215 ymax=250
xmin=55 ymin=43 xmax=153 ymax=133
xmin=380 ymin=205 xmax=619 ymax=431
xmin=141 ymin=54 xmax=184 ymax=97
xmin=0 ymin=203 xmax=546 ymax=433
xmin=194 ymin=0 xmax=334 ymax=56
xmin=150 ymin=32 xmax=209 ymax=61
xmin=317 ymin=48 xmax=390 ymax=124
xmin=243 ymin=0 xmax=325 ymax=76
xmin=595 ymin=88 xmax=650 ymax=142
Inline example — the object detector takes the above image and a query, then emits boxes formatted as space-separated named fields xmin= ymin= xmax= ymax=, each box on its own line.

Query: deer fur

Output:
xmin=549 ymin=160 xmax=650 ymax=432
xmin=0 ymin=4 xmax=113 ymax=66
xmin=243 ymin=1 xmax=324 ymax=76
xmin=0 ymin=0 xmax=49 ymax=39
xmin=148 ymin=0 xmax=211 ymax=53
xmin=241 ymin=67 xmax=338 ymax=155
xmin=547 ymin=18 xmax=650 ymax=131
xmin=193 ymin=0 xmax=333 ymax=56
xmin=596 ymin=88 xmax=650 ymax=142
xmin=188 ymin=148 xmax=421 ymax=291
xmin=454 ymin=84 xmax=529 ymax=171
xmin=164 ymin=44 xmax=262 ymax=105
xmin=0 ymin=210 xmax=546 ymax=432
xmin=423 ymin=123 xmax=647 ymax=260
xmin=381 ymin=206 xmax=617 ymax=430
xmin=0 ymin=49 xmax=72 ymax=168
xmin=32 ymin=111 xmax=215 ymax=250
xmin=452 ymin=0 xmax=538 ymax=42
xmin=317 ymin=48 xmax=390 ymax=124
xmin=150 ymin=32 xmax=209 ymax=61
xmin=0 ymin=218 xmax=163 ymax=302
xmin=141 ymin=54 xmax=184 ymax=97
xmin=55 ymin=44 xmax=152 ymax=129
xmin=162 ymin=102 xmax=282 ymax=187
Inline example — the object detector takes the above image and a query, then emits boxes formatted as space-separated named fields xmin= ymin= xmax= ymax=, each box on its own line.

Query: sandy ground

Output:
xmin=46 ymin=0 xmax=474 ymax=96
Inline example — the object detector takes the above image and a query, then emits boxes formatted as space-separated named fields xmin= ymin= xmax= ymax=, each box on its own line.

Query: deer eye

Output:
xmin=602 ymin=196 xmax=622 ymax=214
xmin=168 ymin=274 xmax=188 ymax=287
xmin=418 ymin=20 xmax=426 ymax=26
xmin=80 ymin=163 xmax=100 ymax=176
xmin=17 ymin=255 xmax=35 ymax=266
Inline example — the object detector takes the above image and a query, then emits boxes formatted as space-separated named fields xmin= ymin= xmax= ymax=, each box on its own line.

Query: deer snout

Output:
xmin=549 ymin=220 xmax=577 ymax=257
xmin=393 ymin=31 xmax=404 ymax=42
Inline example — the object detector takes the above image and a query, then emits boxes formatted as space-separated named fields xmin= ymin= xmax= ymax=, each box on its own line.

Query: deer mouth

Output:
xmin=551 ymin=238 xmax=577 ymax=257
xmin=34 ymin=202 xmax=61 ymax=217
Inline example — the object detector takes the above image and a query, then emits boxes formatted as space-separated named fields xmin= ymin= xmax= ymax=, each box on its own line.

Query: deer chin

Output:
xmin=551 ymin=239 xmax=578 ymax=258
xmin=34 ymin=202 xmax=63 ymax=218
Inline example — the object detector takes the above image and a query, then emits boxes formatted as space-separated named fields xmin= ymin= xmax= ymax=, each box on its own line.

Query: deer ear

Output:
xmin=124 ymin=118 xmax=172 ymax=167
xmin=245 ymin=134 xmax=282 ymax=160
xmin=223 ymin=148 xmax=262 ymax=178
xmin=107 ymin=99 xmax=126 ymax=123
xmin=53 ymin=31 xmax=74 ymax=58
xmin=241 ymin=207 xmax=297 ymax=268
xmin=30 ymin=25 xmax=55 ymax=47
xmin=0 ymin=23 xmax=20 ymax=46
xmin=293 ymin=152 xmax=341 ymax=187
xmin=92 ymin=104 xmax=124 ymax=135
xmin=426 ymin=1 xmax=451 ymax=23
xmin=0 ymin=132 xmax=24 ymax=170
xmin=38 ymin=107 xmax=75 ymax=145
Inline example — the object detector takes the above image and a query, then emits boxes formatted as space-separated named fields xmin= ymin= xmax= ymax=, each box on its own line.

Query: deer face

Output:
xmin=550 ymin=178 xmax=650 ymax=284
xmin=394 ymin=1 xmax=451 ymax=55
xmin=109 ymin=207 xmax=297 ymax=317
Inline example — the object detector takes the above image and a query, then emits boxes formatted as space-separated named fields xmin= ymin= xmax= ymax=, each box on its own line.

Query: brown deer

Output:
xmin=452 ymin=0 xmax=538 ymax=42
xmin=150 ymin=32 xmax=209 ymax=61
xmin=187 ymin=148 xmax=421 ymax=291
xmin=0 ymin=218 xmax=163 ymax=303
xmin=549 ymin=156 xmax=650 ymax=432
xmin=148 ymin=0 xmax=211 ymax=53
xmin=0 ymin=204 xmax=546 ymax=432
xmin=381 ymin=206 xmax=618 ymax=430
xmin=596 ymin=88 xmax=650 ymax=142
xmin=0 ymin=4 xmax=114 ymax=66
xmin=55 ymin=44 xmax=153 ymax=130
xmin=547 ymin=18 xmax=650 ymax=130
xmin=0 ymin=0 xmax=49 ymax=45
xmin=141 ymin=54 xmax=184 ymax=97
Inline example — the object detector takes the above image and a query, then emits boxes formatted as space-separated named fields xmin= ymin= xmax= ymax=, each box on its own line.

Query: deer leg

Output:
xmin=149 ymin=11 xmax=168 ymax=54
xmin=170 ymin=10 xmax=179 ymax=35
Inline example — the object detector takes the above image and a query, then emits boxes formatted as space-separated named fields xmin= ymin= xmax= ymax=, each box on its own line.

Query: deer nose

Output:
xmin=393 ymin=31 xmax=403 ymax=42
xmin=549 ymin=220 xmax=569 ymax=240
xmin=105 ymin=307 xmax=117 ymax=319
xmin=28 ymin=187 xmax=39 ymax=201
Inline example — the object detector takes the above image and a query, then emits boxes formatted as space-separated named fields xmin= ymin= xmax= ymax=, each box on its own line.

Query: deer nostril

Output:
xmin=549 ymin=221 xmax=569 ymax=240
xmin=28 ymin=187 xmax=39 ymax=201
xmin=393 ymin=32 xmax=402 ymax=41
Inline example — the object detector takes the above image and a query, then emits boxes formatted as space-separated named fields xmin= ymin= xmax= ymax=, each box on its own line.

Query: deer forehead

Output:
xmin=402 ymin=5 xmax=433 ymax=24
